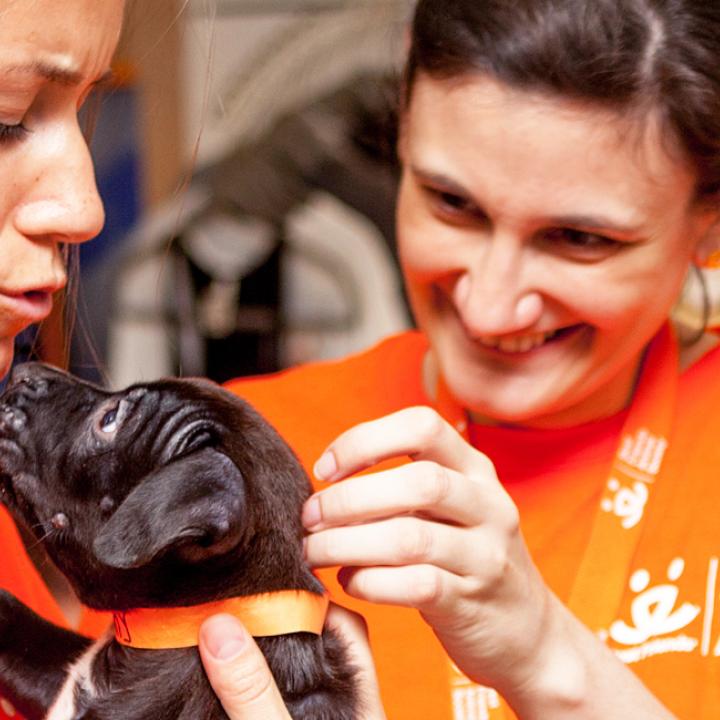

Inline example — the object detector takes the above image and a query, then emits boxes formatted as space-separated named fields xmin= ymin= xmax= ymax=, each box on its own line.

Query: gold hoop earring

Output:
xmin=685 ymin=263 xmax=711 ymax=345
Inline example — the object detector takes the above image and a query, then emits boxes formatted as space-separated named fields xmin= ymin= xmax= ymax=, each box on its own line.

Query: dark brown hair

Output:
xmin=403 ymin=0 xmax=720 ymax=198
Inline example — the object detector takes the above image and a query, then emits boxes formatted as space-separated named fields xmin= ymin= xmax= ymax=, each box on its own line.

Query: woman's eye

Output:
xmin=425 ymin=187 xmax=482 ymax=220
xmin=542 ymin=228 xmax=622 ymax=259
xmin=100 ymin=407 xmax=119 ymax=434
xmin=0 ymin=122 xmax=28 ymax=145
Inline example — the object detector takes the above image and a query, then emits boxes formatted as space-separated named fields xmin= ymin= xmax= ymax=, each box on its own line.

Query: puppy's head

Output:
xmin=0 ymin=363 xmax=318 ymax=610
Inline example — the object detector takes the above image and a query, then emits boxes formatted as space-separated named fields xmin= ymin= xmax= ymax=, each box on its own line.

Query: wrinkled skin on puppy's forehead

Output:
xmin=1 ymin=366 xmax=230 ymax=493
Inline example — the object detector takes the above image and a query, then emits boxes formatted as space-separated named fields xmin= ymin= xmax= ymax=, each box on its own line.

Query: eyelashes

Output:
xmin=418 ymin=184 xmax=627 ymax=261
xmin=0 ymin=122 xmax=29 ymax=145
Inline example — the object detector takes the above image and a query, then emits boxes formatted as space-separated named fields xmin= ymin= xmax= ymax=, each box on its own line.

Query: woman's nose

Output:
xmin=14 ymin=121 xmax=105 ymax=245
xmin=453 ymin=234 xmax=543 ymax=336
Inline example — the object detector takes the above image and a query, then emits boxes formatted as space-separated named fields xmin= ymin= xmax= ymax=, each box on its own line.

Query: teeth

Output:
xmin=478 ymin=330 xmax=557 ymax=353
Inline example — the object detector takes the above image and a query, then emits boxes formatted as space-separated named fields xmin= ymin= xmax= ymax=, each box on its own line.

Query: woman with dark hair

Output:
xmin=1 ymin=0 xmax=718 ymax=718
xmin=202 ymin=1 xmax=720 ymax=718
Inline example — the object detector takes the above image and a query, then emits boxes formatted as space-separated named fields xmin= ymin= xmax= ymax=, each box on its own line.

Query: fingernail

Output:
xmin=302 ymin=496 xmax=322 ymax=529
xmin=314 ymin=451 xmax=338 ymax=482
xmin=201 ymin=614 xmax=247 ymax=661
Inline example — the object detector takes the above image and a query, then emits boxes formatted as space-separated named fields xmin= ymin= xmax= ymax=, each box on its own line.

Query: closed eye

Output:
xmin=0 ymin=122 xmax=29 ymax=145
xmin=539 ymin=227 xmax=625 ymax=261
xmin=422 ymin=185 xmax=486 ymax=223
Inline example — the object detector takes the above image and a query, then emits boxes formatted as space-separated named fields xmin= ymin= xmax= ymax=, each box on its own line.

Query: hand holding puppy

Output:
xmin=200 ymin=614 xmax=292 ymax=719
xmin=201 ymin=605 xmax=387 ymax=720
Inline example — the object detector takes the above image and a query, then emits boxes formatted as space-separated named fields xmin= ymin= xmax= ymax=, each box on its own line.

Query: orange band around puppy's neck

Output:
xmin=113 ymin=590 xmax=329 ymax=649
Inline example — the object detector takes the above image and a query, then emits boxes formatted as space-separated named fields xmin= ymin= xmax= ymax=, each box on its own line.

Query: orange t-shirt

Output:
xmin=1 ymin=330 xmax=718 ymax=718
xmin=224 ymin=330 xmax=720 ymax=719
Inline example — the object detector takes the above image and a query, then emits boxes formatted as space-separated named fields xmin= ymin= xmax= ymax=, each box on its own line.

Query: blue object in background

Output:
xmin=82 ymin=85 xmax=143 ymax=271
xmin=71 ymin=83 xmax=144 ymax=382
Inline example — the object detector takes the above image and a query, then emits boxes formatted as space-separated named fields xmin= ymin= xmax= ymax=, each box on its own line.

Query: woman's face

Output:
xmin=398 ymin=74 xmax=716 ymax=428
xmin=0 ymin=0 xmax=124 ymax=377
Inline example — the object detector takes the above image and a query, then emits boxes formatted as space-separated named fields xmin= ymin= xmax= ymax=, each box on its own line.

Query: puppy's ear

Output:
xmin=93 ymin=447 xmax=245 ymax=569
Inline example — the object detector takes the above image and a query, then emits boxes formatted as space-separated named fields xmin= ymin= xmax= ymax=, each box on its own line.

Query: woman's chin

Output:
xmin=0 ymin=340 xmax=15 ymax=382
xmin=443 ymin=358 xmax=581 ymax=427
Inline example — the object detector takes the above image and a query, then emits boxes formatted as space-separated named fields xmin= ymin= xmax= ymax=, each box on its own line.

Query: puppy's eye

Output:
xmin=100 ymin=407 xmax=119 ymax=433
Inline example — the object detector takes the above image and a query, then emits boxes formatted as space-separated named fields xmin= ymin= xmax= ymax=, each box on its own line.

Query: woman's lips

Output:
xmin=463 ymin=323 xmax=587 ymax=358
xmin=0 ymin=290 xmax=55 ymax=326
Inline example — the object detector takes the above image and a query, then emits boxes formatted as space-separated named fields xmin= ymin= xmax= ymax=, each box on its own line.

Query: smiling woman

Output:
xmin=216 ymin=1 xmax=720 ymax=719
xmin=2 ymin=1 xmax=720 ymax=720
xmin=397 ymin=76 xmax=707 ymax=427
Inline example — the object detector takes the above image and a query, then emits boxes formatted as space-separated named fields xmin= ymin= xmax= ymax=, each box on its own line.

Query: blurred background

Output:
xmin=29 ymin=0 xmax=415 ymax=388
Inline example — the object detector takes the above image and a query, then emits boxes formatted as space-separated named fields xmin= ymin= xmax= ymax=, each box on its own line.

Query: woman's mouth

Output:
xmin=475 ymin=325 xmax=584 ymax=355
xmin=0 ymin=289 xmax=55 ymax=326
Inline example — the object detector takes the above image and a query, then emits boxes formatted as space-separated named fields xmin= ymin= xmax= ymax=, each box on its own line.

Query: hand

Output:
xmin=199 ymin=613 xmax=291 ymax=719
xmin=200 ymin=604 xmax=387 ymax=720
xmin=302 ymin=407 xmax=558 ymax=700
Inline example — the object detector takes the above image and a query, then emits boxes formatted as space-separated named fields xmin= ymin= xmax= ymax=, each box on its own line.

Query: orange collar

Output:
xmin=113 ymin=590 xmax=329 ymax=649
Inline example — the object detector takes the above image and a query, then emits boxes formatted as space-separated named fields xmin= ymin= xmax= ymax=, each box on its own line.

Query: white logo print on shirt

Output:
xmin=609 ymin=559 xmax=701 ymax=645
xmin=601 ymin=478 xmax=648 ymax=529
xmin=598 ymin=557 xmax=720 ymax=665
xmin=600 ymin=428 xmax=666 ymax=530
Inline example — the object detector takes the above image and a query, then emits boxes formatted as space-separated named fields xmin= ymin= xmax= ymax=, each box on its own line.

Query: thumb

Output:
xmin=199 ymin=614 xmax=292 ymax=720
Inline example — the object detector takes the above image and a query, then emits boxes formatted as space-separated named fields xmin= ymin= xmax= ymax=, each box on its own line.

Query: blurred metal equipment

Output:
xmin=102 ymin=0 xmax=413 ymax=387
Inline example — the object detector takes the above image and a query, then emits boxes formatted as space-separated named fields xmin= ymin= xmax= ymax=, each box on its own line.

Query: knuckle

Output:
xmin=482 ymin=545 xmax=512 ymax=591
xmin=408 ymin=406 xmax=446 ymax=445
xmin=347 ymin=568 xmax=372 ymax=598
xmin=215 ymin=651 xmax=274 ymax=706
xmin=409 ymin=566 xmax=444 ymax=608
xmin=396 ymin=519 xmax=434 ymax=564
xmin=492 ymin=494 xmax=521 ymax=538
xmin=325 ymin=482 xmax=354 ymax=520
xmin=502 ymin=502 xmax=521 ymax=537
xmin=415 ymin=462 xmax=452 ymax=508
xmin=476 ymin=451 xmax=498 ymax=479
xmin=305 ymin=531 xmax=336 ymax=564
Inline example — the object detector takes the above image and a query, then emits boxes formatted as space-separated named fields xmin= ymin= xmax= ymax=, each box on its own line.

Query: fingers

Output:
xmin=200 ymin=610 xmax=388 ymax=720
xmin=304 ymin=409 xmax=518 ymax=538
xmin=314 ymin=406 xmax=496 ymax=481
xmin=305 ymin=516 xmax=478 ymax=576
xmin=325 ymin=605 xmax=387 ymax=720
xmin=337 ymin=564 xmax=468 ymax=615
xmin=303 ymin=461 xmax=487 ymax=530
xmin=199 ymin=614 xmax=292 ymax=720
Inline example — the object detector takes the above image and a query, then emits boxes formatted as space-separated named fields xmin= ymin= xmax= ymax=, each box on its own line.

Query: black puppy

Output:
xmin=0 ymin=363 xmax=357 ymax=720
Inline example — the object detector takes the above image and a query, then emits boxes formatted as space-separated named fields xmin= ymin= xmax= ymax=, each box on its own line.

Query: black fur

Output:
xmin=0 ymin=363 xmax=358 ymax=719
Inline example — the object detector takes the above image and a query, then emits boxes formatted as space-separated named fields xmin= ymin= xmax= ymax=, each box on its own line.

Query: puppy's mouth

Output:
xmin=0 ymin=467 xmax=36 ymax=528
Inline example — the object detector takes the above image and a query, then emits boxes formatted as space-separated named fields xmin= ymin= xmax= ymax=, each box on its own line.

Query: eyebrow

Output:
xmin=6 ymin=61 xmax=113 ymax=87
xmin=410 ymin=165 xmax=643 ymax=235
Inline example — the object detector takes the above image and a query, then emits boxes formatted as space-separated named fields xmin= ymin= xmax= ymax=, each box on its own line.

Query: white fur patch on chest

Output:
xmin=46 ymin=630 xmax=111 ymax=720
